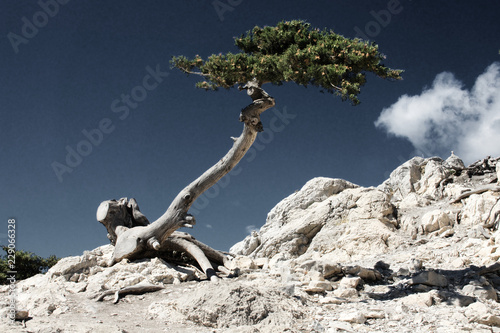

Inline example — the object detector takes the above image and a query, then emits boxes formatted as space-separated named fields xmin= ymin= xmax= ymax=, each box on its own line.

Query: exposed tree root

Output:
xmin=95 ymin=282 xmax=164 ymax=303
xmin=450 ymin=185 xmax=500 ymax=204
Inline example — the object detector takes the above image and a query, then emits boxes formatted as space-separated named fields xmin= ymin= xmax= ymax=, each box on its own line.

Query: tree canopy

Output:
xmin=171 ymin=20 xmax=402 ymax=104
xmin=0 ymin=246 xmax=59 ymax=284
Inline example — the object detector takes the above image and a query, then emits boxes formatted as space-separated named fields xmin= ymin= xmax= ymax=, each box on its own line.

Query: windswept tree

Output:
xmin=97 ymin=20 xmax=402 ymax=280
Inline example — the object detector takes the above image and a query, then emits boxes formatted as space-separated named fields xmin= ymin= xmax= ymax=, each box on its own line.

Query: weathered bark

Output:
xmin=450 ymin=184 xmax=500 ymax=204
xmin=95 ymin=282 xmax=164 ymax=303
xmin=97 ymin=81 xmax=275 ymax=280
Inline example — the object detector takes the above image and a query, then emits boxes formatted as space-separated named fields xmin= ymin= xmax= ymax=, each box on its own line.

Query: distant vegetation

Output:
xmin=0 ymin=246 xmax=59 ymax=284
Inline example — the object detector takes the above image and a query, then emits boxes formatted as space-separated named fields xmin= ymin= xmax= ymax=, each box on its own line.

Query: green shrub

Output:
xmin=0 ymin=246 xmax=59 ymax=284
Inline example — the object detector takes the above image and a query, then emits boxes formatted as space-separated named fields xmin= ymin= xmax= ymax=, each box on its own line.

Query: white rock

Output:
xmin=445 ymin=153 xmax=465 ymax=171
xmin=338 ymin=311 xmax=366 ymax=324
xmin=48 ymin=255 xmax=96 ymax=279
xmin=339 ymin=276 xmax=362 ymax=289
xmin=305 ymin=280 xmax=332 ymax=293
xmin=364 ymin=309 xmax=386 ymax=319
xmin=225 ymin=255 xmax=257 ymax=270
xmin=416 ymin=158 xmax=450 ymax=199
xmin=462 ymin=282 xmax=498 ymax=301
xmin=319 ymin=296 xmax=348 ymax=304
xmin=398 ymin=193 xmax=430 ymax=209
xmin=420 ymin=210 xmax=451 ymax=234
xmin=236 ymin=177 xmax=397 ymax=264
xmin=465 ymin=302 xmax=500 ymax=327
xmin=253 ymin=257 xmax=269 ymax=268
xmin=410 ymin=270 xmax=448 ymax=287
xmin=451 ymin=257 xmax=470 ymax=268
xmin=461 ymin=192 xmax=499 ymax=226
xmin=247 ymin=177 xmax=359 ymax=259
xmin=378 ymin=157 xmax=424 ymax=202
xmin=230 ymin=231 xmax=260 ymax=256
xmin=401 ymin=292 xmax=433 ymax=307
xmin=334 ymin=288 xmax=358 ymax=298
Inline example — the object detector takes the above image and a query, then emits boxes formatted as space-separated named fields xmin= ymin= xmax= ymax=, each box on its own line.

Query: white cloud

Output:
xmin=245 ymin=224 xmax=259 ymax=234
xmin=375 ymin=62 xmax=500 ymax=164
xmin=205 ymin=224 xmax=213 ymax=229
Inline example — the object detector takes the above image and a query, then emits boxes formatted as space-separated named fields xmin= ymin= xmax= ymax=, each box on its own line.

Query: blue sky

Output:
xmin=1 ymin=1 xmax=499 ymax=258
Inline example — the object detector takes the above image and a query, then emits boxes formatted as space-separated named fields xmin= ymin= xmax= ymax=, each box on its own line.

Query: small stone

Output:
xmin=282 ymin=284 xmax=295 ymax=296
xmin=365 ymin=309 xmax=386 ymax=319
xmin=402 ymin=292 xmax=433 ymax=307
xmin=420 ymin=210 xmax=451 ymax=234
xmin=451 ymin=257 xmax=470 ymax=268
xmin=69 ymin=273 xmax=80 ymax=282
xmin=319 ymin=296 xmax=348 ymax=304
xmin=225 ymin=255 xmax=257 ymax=270
xmin=465 ymin=302 xmax=500 ymax=327
xmin=253 ymin=258 xmax=268 ymax=268
xmin=305 ymin=280 xmax=332 ymax=293
xmin=329 ymin=321 xmax=354 ymax=332
xmin=322 ymin=263 xmax=342 ymax=279
xmin=338 ymin=311 xmax=366 ymax=324
xmin=15 ymin=310 xmax=30 ymax=321
xmin=334 ymin=287 xmax=358 ymax=298
xmin=339 ymin=276 xmax=362 ymax=289
xmin=462 ymin=283 xmax=498 ymax=301
xmin=410 ymin=270 xmax=448 ymax=287
xmin=308 ymin=270 xmax=325 ymax=281
xmin=410 ymin=259 xmax=423 ymax=272
xmin=477 ymin=246 xmax=498 ymax=257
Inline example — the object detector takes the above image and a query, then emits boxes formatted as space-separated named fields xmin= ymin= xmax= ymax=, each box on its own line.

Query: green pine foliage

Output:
xmin=0 ymin=246 xmax=59 ymax=284
xmin=171 ymin=20 xmax=402 ymax=104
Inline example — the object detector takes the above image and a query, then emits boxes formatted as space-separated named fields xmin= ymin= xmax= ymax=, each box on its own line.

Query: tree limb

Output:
xmin=450 ymin=185 xmax=500 ymax=204
xmin=95 ymin=282 xmax=164 ymax=303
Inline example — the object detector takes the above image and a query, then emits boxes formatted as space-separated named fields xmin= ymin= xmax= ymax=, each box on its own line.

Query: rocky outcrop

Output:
xmin=3 ymin=154 xmax=500 ymax=333
xmin=231 ymin=178 xmax=398 ymax=263
xmin=232 ymin=154 xmax=500 ymax=265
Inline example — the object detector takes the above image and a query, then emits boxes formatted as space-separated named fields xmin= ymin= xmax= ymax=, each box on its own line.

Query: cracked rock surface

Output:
xmin=3 ymin=154 xmax=500 ymax=332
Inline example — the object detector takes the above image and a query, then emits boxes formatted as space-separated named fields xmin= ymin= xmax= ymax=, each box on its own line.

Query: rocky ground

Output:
xmin=2 ymin=154 xmax=500 ymax=332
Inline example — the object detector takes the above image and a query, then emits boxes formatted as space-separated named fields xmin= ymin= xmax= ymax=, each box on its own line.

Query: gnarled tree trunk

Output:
xmin=96 ymin=81 xmax=274 ymax=281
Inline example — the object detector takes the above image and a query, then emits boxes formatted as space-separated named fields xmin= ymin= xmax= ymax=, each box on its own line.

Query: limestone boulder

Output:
xmin=445 ymin=153 xmax=465 ymax=172
xmin=304 ymin=187 xmax=398 ymax=262
xmin=419 ymin=210 xmax=452 ymax=234
xmin=231 ymin=177 xmax=358 ymax=259
xmin=230 ymin=231 xmax=260 ymax=256
xmin=378 ymin=157 xmax=424 ymax=202
xmin=415 ymin=158 xmax=452 ymax=199
xmin=234 ymin=177 xmax=397 ymax=263
xmin=379 ymin=155 xmax=462 ymax=204
xmin=461 ymin=191 xmax=500 ymax=226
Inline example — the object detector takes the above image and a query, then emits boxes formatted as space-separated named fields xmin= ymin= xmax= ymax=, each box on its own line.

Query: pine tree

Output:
xmin=97 ymin=20 xmax=402 ymax=281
